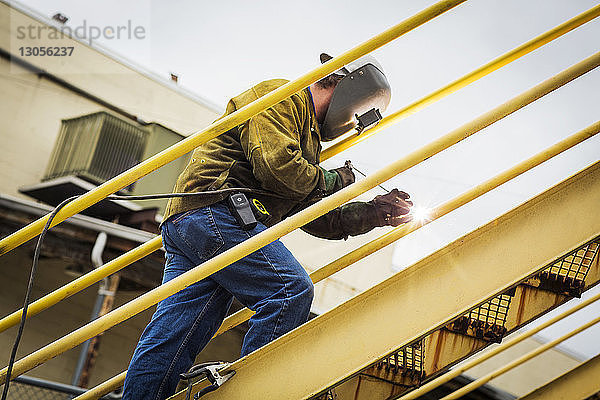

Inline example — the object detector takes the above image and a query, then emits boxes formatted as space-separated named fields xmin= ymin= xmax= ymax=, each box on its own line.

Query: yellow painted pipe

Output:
xmin=320 ymin=3 xmax=600 ymax=161
xmin=2 ymin=52 xmax=597 ymax=386
xmin=441 ymin=315 xmax=600 ymax=400
xmin=400 ymin=292 xmax=600 ymax=399
xmin=73 ymin=371 xmax=127 ymax=400
xmin=0 ymin=237 xmax=163 ymax=333
xmin=0 ymin=0 xmax=466 ymax=258
xmin=77 ymin=120 xmax=600 ymax=400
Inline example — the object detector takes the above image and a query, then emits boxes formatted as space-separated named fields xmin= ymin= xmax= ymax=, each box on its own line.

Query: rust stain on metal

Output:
xmin=431 ymin=330 xmax=446 ymax=371
xmin=515 ymin=288 xmax=528 ymax=326
xmin=353 ymin=374 xmax=362 ymax=400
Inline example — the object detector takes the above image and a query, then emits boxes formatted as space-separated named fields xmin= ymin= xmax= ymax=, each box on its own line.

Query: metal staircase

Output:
xmin=329 ymin=238 xmax=599 ymax=399
xmin=1 ymin=3 xmax=599 ymax=399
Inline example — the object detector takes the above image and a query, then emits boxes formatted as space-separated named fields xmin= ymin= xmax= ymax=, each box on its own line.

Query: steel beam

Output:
xmin=169 ymin=162 xmax=600 ymax=399
xmin=519 ymin=354 xmax=600 ymax=400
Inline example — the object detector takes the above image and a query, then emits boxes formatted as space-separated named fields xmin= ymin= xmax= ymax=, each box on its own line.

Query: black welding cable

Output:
xmin=105 ymin=187 xmax=295 ymax=201
xmin=1 ymin=195 xmax=78 ymax=400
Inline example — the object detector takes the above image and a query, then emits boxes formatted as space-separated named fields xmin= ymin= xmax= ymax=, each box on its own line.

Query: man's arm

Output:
xmin=301 ymin=189 xmax=413 ymax=240
xmin=301 ymin=202 xmax=379 ymax=240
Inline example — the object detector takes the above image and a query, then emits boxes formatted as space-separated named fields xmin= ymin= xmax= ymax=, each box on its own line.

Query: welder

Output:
xmin=123 ymin=53 xmax=413 ymax=400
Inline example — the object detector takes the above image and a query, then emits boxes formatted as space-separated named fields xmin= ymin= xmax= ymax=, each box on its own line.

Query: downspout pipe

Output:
xmin=71 ymin=232 xmax=108 ymax=386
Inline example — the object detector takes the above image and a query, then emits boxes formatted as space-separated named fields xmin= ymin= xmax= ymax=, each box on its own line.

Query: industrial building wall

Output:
xmin=0 ymin=1 xmax=221 ymax=135
xmin=0 ymin=56 xmax=105 ymax=199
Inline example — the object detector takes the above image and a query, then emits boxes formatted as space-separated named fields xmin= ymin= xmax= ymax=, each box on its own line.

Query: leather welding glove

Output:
xmin=320 ymin=161 xmax=355 ymax=195
xmin=369 ymin=189 xmax=413 ymax=226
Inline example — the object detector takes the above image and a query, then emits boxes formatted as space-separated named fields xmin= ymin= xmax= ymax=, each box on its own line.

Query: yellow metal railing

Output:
xmin=0 ymin=0 xmax=466 ymax=257
xmin=442 ymin=315 xmax=600 ymax=400
xmin=1 ymin=51 xmax=598 ymax=387
xmin=0 ymin=2 xmax=598 ymax=399
xmin=0 ymin=237 xmax=163 ymax=333
xmin=2 ymin=3 xmax=599 ymax=334
xmin=320 ymin=3 xmax=600 ymax=160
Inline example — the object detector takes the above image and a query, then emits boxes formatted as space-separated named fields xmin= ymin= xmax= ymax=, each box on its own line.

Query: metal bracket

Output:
xmin=355 ymin=108 xmax=382 ymax=134
xmin=180 ymin=362 xmax=235 ymax=400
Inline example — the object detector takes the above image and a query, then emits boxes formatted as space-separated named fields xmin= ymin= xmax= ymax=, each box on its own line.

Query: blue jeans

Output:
xmin=122 ymin=202 xmax=313 ymax=400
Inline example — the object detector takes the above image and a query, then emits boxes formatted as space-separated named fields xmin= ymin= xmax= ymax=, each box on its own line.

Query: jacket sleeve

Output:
xmin=239 ymin=94 xmax=327 ymax=200
xmin=300 ymin=201 xmax=379 ymax=240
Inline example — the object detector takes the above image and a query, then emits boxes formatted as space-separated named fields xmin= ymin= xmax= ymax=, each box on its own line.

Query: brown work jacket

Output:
xmin=163 ymin=79 xmax=377 ymax=240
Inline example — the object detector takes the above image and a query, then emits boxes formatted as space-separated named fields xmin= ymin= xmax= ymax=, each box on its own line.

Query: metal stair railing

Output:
xmin=0 ymin=3 xmax=598 ymax=399
xmin=518 ymin=353 xmax=600 ymax=400
xmin=1 ymin=51 xmax=599 ymax=395
xmin=1 ymin=3 xmax=598 ymax=335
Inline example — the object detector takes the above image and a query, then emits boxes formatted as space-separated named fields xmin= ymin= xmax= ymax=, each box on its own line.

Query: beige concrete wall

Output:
xmin=0 ymin=2 xmax=221 ymax=135
xmin=0 ymin=57 xmax=107 ymax=198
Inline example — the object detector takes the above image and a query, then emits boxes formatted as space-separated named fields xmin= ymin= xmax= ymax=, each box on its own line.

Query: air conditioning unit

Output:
xmin=35 ymin=111 xmax=191 ymax=216
xmin=43 ymin=111 xmax=148 ymax=193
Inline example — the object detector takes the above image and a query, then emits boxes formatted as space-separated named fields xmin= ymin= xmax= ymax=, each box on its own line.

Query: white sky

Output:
xmin=14 ymin=0 xmax=600 ymax=361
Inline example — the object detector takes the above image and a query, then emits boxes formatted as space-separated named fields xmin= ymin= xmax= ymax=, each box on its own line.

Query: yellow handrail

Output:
xmin=441 ymin=315 xmax=600 ymax=400
xmin=0 ymin=0 xmax=466 ymax=257
xmin=2 ymin=52 xmax=598 ymax=385
xmin=74 ymin=120 xmax=600 ymax=400
xmin=0 ymin=238 xmax=162 ymax=333
xmin=320 ymin=3 xmax=600 ymax=161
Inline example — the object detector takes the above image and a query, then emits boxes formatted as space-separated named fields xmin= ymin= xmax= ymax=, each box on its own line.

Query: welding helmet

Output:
xmin=319 ymin=53 xmax=391 ymax=141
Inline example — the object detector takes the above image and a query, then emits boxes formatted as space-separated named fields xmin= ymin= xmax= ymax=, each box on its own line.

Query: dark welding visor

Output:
xmin=319 ymin=57 xmax=391 ymax=141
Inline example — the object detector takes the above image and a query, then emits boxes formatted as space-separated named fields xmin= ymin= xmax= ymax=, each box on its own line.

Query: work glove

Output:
xmin=369 ymin=189 xmax=413 ymax=227
xmin=331 ymin=161 xmax=355 ymax=188
xmin=321 ymin=161 xmax=355 ymax=194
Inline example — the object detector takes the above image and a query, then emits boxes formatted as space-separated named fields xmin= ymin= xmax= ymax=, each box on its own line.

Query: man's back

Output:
xmin=163 ymin=79 xmax=324 ymax=226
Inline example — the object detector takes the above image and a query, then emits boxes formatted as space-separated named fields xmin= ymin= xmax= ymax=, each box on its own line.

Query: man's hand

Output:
xmin=331 ymin=162 xmax=355 ymax=188
xmin=321 ymin=161 xmax=356 ymax=195
xmin=369 ymin=189 xmax=413 ymax=227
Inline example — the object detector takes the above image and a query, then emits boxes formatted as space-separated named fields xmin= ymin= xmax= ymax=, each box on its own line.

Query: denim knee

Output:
xmin=291 ymin=273 xmax=314 ymax=307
